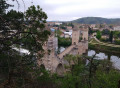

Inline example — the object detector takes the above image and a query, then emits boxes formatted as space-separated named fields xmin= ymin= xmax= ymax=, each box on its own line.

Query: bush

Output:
xmin=96 ymin=31 xmax=101 ymax=40
xmin=114 ymin=39 xmax=120 ymax=45
xmin=100 ymin=38 xmax=109 ymax=42
xmin=100 ymin=38 xmax=106 ymax=42
xmin=58 ymin=37 xmax=72 ymax=47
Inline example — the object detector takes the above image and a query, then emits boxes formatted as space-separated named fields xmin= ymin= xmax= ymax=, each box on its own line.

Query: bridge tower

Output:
xmin=81 ymin=27 xmax=88 ymax=41
xmin=72 ymin=30 xmax=80 ymax=45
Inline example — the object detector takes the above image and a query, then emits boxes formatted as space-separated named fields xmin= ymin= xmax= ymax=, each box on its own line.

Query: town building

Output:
xmin=114 ymin=26 xmax=120 ymax=31
xmin=55 ymin=22 xmax=62 ymax=25
xmin=64 ymin=30 xmax=72 ymax=38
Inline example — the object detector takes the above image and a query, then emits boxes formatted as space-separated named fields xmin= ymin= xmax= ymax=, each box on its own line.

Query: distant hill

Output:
xmin=72 ymin=17 xmax=120 ymax=24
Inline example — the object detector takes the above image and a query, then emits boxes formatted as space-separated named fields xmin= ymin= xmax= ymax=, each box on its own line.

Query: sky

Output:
xmin=7 ymin=0 xmax=120 ymax=21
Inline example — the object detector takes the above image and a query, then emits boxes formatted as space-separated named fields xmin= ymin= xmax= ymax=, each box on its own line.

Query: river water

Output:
xmin=59 ymin=47 xmax=120 ymax=70
xmin=88 ymin=50 xmax=120 ymax=70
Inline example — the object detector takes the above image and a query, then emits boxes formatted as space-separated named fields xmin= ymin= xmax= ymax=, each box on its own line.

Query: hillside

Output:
xmin=72 ymin=17 xmax=120 ymax=24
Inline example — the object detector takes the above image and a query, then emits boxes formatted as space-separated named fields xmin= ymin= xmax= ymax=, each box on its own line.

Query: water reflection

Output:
xmin=88 ymin=50 xmax=120 ymax=70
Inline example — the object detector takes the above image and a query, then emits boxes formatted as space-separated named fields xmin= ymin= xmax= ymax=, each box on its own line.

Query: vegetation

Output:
xmin=1 ymin=1 xmax=120 ymax=88
xmin=96 ymin=31 xmax=101 ymax=40
xmin=53 ymin=25 xmax=59 ymax=27
xmin=114 ymin=39 xmax=120 ymax=45
xmin=58 ymin=36 xmax=72 ymax=47
xmin=100 ymin=38 xmax=109 ymax=42
xmin=55 ymin=30 xmax=62 ymax=36
xmin=113 ymin=31 xmax=120 ymax=39
xmin=98 ymin=30 xmax=120 ymax=44
xmin=55 ymin=29 xmax=72 ymax=47
xmin=59 ymin=22 xmax=74 ymax=30
xmin=89 ymin=43 xmax=120 ymax=54
xmin=60 ymin=26 xmax=67 ymax=30
xmin=91 ymin=29 xmax=120 ymax=44
xmin=109 ymin=31 xmax=113 ymax=43
xmin=67 ymin=22 xmax=74 ymax=28
xmin=88 ymin=27 xmax=93 ymax=35
xmin=102 ymin=29 xmax=110 ymax=35
xmin=0 ymin=1 xmax=50 ymax=87
xmin=54 ymin=54 xmax=120 ymax=88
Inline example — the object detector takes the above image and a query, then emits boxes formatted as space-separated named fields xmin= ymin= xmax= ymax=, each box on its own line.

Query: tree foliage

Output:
xmin=0 ymin=2 xmax=50 ymax=87
xmin=54 ymin=54 xmax=120 ymax=88
xmin=96 ymin=31 xmax=101 ymax=40
xmin=109 ymin=31 xmax=113 ymax=43
xmin=58 ymin=36 xmax=72 ymax=47
xmin=113 ymin=31 xmax=120 ymax=39
xmin=102 ymin=29 xmax=110 ymax=35
xmin=114 ymin=39 xmax=120 ymax=45
xmin=88 ymin=27 xmax=93 ymax=35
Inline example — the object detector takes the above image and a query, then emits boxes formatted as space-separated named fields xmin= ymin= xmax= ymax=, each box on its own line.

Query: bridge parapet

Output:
xmin=58 ymin=45 xmax=75 ymax=59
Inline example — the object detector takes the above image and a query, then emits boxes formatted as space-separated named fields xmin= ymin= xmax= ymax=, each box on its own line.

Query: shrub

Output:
xmin=96 ymin=31 xmax=101 ymax=40
xmin=100 ymin=38 xmax=109 ymax=42
xmin=114 ymin=39 xmax=120 ymax=45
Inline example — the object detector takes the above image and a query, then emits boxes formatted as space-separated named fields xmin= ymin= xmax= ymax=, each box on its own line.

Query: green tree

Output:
xmin=0 ymin=0 xmax=13 ymax=31
xmin=55 ymin=29 xmax=62 ymax=36
xmin=109 ymin=31 xmax=113 ymax=43
xmin=96 ymin=31 xmax=101 ymax=40
xmin=0 ymin=0 xmax=13 ymax=15
xmin=58 ymin=37 xmax=72 ymax=47
xmin=68 ymin=22 xmax=74 ymax=28
xmin=113 ymin=31 xmax=120 ymax=39
xmin=58 ymin=54 xmax=120 ymax=88
xmin=102 ymin=29 xmax=110 ymax=35
xmin=88 ymin=27 xmax=93 ymax=35
xmin=114 ymin=39 xmax=120 ymax=45
xmin=0 ymin=4 xmax=50 ymax=87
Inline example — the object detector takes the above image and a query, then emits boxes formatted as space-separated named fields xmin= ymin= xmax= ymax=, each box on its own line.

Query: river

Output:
xmin=59 ymin=47 xmax=120 ymax=70
xmin=88 ymin=49 xmax=120 ymax=70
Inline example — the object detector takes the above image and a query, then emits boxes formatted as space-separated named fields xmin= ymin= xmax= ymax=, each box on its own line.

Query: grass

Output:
xmin=89 ymin=38 xmax=120 ymax=48
xmin=89 ymin=37 xmax=120 ymax=54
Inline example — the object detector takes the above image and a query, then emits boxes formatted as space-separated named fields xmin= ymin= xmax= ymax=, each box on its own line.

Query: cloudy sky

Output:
xmin=7 ymin=0 xmax=120 ymax=21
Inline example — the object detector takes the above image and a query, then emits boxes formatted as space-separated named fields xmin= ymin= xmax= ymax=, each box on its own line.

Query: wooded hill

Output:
xmin=72 ymin=17 xmax=120 ymax=24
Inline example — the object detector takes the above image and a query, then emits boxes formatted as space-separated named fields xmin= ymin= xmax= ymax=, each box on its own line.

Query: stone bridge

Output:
xmin=38 ymin=27 xmax=88 ymax=75
xmin=38 ymin=41 xmax=88 ymax=75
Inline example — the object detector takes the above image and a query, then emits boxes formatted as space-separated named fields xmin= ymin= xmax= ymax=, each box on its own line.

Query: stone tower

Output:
xmin=72 ymin=30 xmax=80 ymax=45
xmin=81 ymin=27 xmax=88 ymax=41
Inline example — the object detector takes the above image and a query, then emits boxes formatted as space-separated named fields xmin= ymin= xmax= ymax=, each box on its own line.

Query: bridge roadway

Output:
xmin=58 ymin=41 xmax=88 ymax=59
xmin=58 ymin=45 xmax=75 ymax=59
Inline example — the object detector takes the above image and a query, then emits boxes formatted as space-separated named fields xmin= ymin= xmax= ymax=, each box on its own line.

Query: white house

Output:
xmin=64 ymin=30 xmax=72 ymax=38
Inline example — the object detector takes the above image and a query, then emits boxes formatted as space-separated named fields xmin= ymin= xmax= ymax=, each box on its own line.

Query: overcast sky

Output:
xmin=7 ymin=0 xmax=120 ymax=21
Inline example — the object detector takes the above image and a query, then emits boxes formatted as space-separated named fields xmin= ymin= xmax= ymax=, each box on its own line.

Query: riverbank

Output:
xmin=89 ymin=43 xmax=120 ymax=55
xmin=89 ymin=37 xmax=120 ymax=55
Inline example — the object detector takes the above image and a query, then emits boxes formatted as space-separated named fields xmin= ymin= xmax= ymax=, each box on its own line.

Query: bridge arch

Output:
xmin=56 ymin=63 xmax=64 ymax=75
